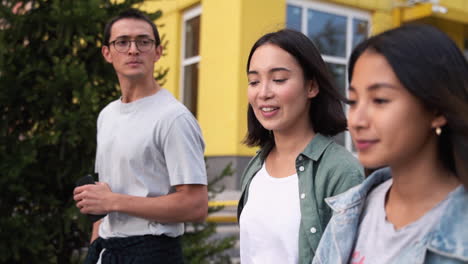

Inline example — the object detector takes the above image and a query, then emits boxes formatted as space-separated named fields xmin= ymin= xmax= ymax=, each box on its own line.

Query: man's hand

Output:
xmin=73 ymin=183 xmax=207 ymax=223
xmin=73 ymin=182 xmax=115 ymax=215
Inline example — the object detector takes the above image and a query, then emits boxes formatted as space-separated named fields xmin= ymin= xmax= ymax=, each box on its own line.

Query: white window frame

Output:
xmin=180 ymin=5 xmax=202 ymax=108
xmin=288 ymin=0 xmax=370 ymax=152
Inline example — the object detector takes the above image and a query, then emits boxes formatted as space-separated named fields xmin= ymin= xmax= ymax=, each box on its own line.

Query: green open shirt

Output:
xmin=238 ymin=134 xmax=364 ymax=264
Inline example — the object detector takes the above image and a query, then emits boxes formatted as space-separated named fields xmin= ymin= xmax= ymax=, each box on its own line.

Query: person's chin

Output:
xmin=124 ymin=71 xmax=146 ymax=80
xmin=258 ymin=121 xmax=278 ymax=132
xmin=358 ymin=155 xmax=386 ymax=170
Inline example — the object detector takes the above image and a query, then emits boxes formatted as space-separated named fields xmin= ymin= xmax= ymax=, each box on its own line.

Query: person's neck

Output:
xmin=389 ymin=147 xmax=459 ymax=203
xmin=119 ymin=77 xmax=160 ymax=103
xmin=390 ymin=163 xmax=458 ymax=204
xmin=272 ymin=127 xmax=315 ymax=158
xmin=385 ymin=153 xmax=459 ymax=229
xmin=382 ymin=133 xmax=461 ymax=230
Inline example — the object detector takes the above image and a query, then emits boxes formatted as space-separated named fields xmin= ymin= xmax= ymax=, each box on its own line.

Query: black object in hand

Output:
xmin=75 ymin=174 xmax=107 ymax=222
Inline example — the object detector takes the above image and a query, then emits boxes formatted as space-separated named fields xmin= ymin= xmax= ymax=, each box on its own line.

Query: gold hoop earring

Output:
xmin=435 ymin=127 xmax=442 ymax=136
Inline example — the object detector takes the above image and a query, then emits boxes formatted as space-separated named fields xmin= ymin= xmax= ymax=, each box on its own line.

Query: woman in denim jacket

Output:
xmin=313 ymin=24 xmax=468 ymax=264
xmin=238 ymin=29 xmax=364 ymax=264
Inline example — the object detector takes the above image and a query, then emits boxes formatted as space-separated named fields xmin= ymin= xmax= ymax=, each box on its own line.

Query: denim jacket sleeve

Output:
xmin=313 ymin=168 xmax=468 ymax=264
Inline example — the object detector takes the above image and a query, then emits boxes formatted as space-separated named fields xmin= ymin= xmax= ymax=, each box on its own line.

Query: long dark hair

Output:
xmin=244 ymin=29 xmax=347 ymax=148
xmin=348 ymin=24 xmax=468 ymax=187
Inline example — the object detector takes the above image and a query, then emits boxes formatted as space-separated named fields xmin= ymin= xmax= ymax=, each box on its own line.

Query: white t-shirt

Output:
xmin=95 ymin=89 xmax=207 ymax=239
xmin=350 ymin=179 xmax=457 ymax=264
xmin=240 ymin=163 xmax=301 ymax=264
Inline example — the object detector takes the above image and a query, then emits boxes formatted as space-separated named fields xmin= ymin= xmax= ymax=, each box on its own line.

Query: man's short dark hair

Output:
xmin=103 ymin=8 xmax=161 ymax=47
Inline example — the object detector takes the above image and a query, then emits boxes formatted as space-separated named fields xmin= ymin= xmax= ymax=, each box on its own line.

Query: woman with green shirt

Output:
xmin=237 ymin=29 xmax=364 ymax=264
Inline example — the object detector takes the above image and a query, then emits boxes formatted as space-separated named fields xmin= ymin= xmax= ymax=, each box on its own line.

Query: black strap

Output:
xmin=84 ymin=235 xmax=183 ymax=264
xmin=84 ymin=237 xmax=104 ymax=264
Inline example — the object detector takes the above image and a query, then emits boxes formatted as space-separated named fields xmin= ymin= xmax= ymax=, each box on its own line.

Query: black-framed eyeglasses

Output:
xmin=109 ymin=38 xmax=155 ymax=53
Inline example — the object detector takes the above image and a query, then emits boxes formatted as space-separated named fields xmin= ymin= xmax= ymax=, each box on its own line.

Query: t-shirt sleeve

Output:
xmin=94 ymin=111 xmax=103 ymax=176
xmin=163 ymin=113 xmax=207 ymax=186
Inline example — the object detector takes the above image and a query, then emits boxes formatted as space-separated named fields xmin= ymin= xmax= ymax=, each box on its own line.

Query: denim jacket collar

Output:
xmin=324 ymin=167 xmax=468 ymax=262
xmin=325 ymin=167 xmax=391 ymax=212
xmin=426 ymin=185 xmax=468 ymax=262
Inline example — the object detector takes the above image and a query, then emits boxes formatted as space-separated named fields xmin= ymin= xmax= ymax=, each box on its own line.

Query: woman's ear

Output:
xmin=431 ymin=114 xmax=447 ymax=130
xmin=307 ymin=79 xmax=319 ymax=99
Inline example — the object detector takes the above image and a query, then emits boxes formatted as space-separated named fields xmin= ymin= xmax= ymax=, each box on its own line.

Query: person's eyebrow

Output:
xmin=269 ymin=67 xmax=290 ymax=73
xmin=247 ymin=67 xmax=291 ymax=75
xmin=348 ymin=82 xmax=398 ymax=92
xmin=114 ymin=34 xmax=152 ymax=39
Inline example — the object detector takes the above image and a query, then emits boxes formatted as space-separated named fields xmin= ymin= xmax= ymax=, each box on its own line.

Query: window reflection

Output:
xmin=307 ymin=10 xmax=346 ymax=57
xmin=286 ymin=5 xmax=302 ymax=31
xmin=183 ymin=63 xmax=199 ymax=117
xmin=286 ymin=2 xmax=369 ymax=151
xmin=353 ymin=19 xmax=368 ymax=48
xmin=185 ymin=16 xmax=200 ymax=59
xmin=326 ymin=63 xmax=346 ymax=98
xmin=181 ymin=8 xmax=201 ymax=117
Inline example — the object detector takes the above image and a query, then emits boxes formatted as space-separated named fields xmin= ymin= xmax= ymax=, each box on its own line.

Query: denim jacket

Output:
xmin=313 ymin=167 xmax=468 ymax=264
xmin=238 ymin=134 xmax=364 ymax=264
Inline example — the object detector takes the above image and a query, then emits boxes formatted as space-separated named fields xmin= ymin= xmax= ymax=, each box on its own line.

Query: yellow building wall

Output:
xmin=198 ymin=0 xmax=286 ymax=156
xmin=141 ymin=0 xmax=285 ymax=157
xmin=328 ymin=0 xmax=390 ymax=11
xmin=197 ymin=0 xmax=243 ymax=156
xmin=387 ymin=0 xmax=468 ymax=47
xmin=329 ymin=0 xmax=468 ymax=41
xmin=141 ymin=0 xmax=468 ymax=158
xmin=141 ymin=0 xmax=200 ymax=97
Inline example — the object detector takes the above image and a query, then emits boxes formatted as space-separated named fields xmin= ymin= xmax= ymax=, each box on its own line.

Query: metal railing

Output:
xmin=207 ymin=200 xmax=238 ymax=223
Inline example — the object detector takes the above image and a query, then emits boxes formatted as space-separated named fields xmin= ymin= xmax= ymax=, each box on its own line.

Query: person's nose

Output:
xmin=258 ymin=80 xmax=274 ymax=100
xmin=348 ymin=101 xmax=370 ymax=132
xmin=128 ymin=41 xmax=140 ymax=55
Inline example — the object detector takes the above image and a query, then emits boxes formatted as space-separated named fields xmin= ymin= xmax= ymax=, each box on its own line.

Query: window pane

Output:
xmin=184 ymin=16 xmax=200 ymax=59
xmin=326 ymin=62 xmax=346 ymax=97
xmin=327 ymin=62 xmax=346 ymax=147
xmin=183 ymin=63 xmax=199 ymax=116
xmin=353 ymin=18 xmax=368 ymax=48
xmin=307 ymin=9 xmax=346 ymax=57
xmin=286 ymin=4 xmax=302 ymax=31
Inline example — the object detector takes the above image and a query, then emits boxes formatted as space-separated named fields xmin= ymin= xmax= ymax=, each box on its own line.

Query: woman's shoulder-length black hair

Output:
xmin=348 ymin=24 xmax=468 ymax=187
xmin=243 ymin=29 xmax=347 ymax=148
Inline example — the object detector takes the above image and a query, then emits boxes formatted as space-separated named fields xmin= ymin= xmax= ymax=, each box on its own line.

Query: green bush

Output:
xmin=0 ymin=1 xmax=162 ymax=263
xmin=183 ymin=163 xmax=237 ymax=264
xmin=1 ymin=1 xmax=236 ymax=263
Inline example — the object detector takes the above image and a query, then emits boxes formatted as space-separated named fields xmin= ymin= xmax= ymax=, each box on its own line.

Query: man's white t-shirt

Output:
xmin=95 ymin=89 xmax=207 ymax=239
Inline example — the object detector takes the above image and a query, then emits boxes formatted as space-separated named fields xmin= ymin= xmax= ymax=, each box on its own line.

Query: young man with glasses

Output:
xmin=73 ymin=9 xmax=208 ymax=264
